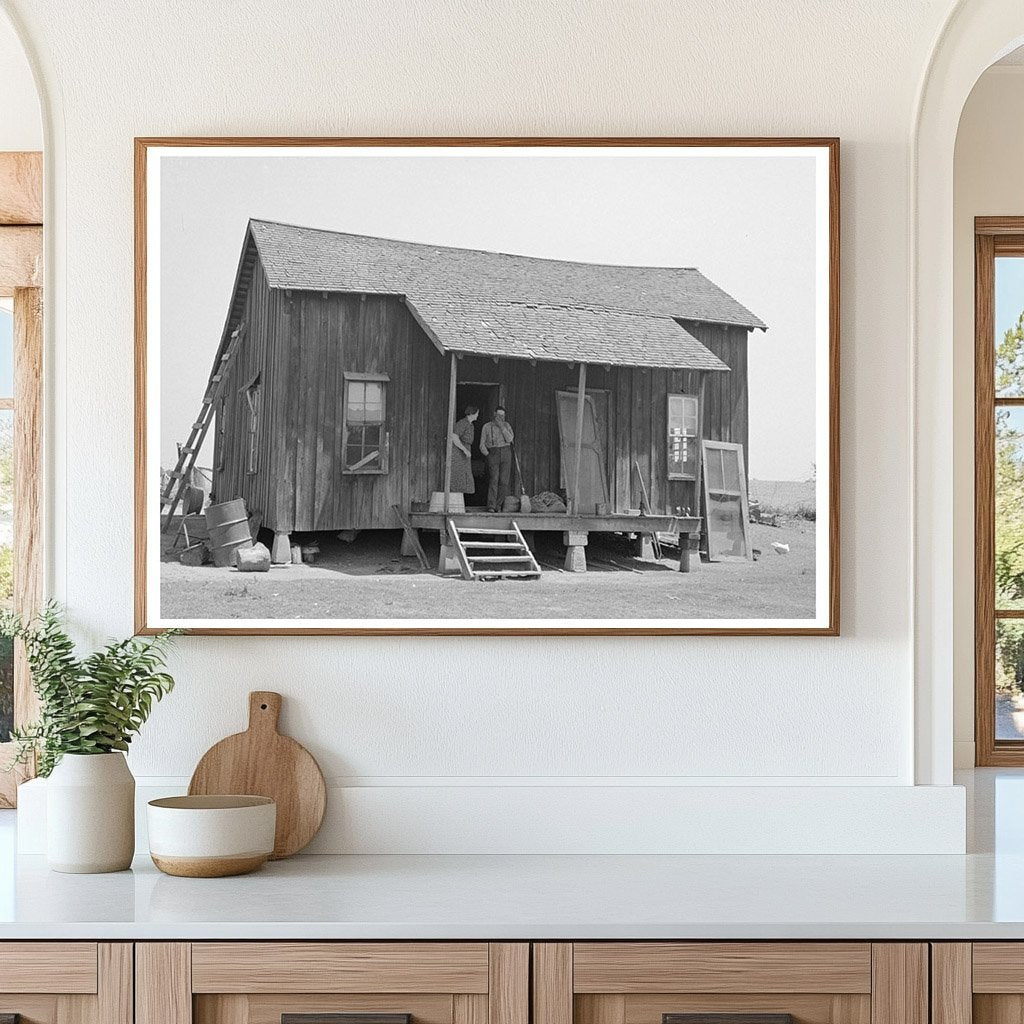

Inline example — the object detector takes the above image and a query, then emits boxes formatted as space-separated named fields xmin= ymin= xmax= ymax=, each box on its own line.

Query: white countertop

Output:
xmin=1 ymin=769 xmax=1022 ymax=941
xmin=0 ymin=849 xmax=1023 ymax=940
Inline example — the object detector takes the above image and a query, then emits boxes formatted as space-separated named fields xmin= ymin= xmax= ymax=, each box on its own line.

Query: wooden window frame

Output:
xmin=666 ymin=392 xmax=700 ymax=481
xmin=975 ymin=217 xmax=1024 ymax=765
xmin=341 ymin=371 xmax=390 ymax=475
xmin=0 ymin=152 xmax=43 ymax=808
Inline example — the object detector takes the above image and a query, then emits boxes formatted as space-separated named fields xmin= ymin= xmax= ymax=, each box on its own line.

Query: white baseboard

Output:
xmin=17 ymin=777 xmax=967 ymax=856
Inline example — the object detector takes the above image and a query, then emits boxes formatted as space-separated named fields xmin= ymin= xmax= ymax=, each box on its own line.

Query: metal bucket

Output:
xmin=205 ymin=499 xmax=253 ymax=568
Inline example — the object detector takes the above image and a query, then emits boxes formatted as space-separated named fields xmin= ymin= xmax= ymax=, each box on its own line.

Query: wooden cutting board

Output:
xmin=188 ymin=691 xmax=326 ymax=859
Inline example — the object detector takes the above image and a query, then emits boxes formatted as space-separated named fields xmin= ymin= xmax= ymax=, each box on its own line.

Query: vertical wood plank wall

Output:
xmin=213 ymin=284 xmax=754 ymax=531
xmin=694 ymin=321 xmax=751 ymax=472
xmin=213 ymin=255 xmax=276 ymax=529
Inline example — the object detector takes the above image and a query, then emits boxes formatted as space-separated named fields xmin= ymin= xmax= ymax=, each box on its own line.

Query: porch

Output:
xmin=407 ymin=510 xmax=702 ymax=574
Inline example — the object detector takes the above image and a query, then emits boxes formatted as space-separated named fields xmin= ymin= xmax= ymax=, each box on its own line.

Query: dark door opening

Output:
xmin=456 ymin=382 xmax=501 ymax=509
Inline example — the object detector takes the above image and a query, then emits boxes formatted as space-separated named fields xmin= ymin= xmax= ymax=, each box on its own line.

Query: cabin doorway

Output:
xmin=556 ymin=389 xmax=611 ymax=513
xmin=456 ymin=381 xmax=502 ymax=508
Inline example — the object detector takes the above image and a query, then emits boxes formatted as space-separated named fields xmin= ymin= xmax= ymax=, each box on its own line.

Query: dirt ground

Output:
xmin=160 ymin=520 xmax=816 ymax=622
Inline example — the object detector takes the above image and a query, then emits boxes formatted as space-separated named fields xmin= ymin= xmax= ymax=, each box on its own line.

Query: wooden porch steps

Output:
xmin=446 ymin=518 xmax=541 ymax=581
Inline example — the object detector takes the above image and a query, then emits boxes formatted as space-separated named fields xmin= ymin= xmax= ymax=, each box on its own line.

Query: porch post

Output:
xmin=570 ymin=361 xmax=588 ymax=515
xmin=443 ymin=351 xmax=458 ymax=514
xmin=695 ymin=372 xmax=707 ymax=558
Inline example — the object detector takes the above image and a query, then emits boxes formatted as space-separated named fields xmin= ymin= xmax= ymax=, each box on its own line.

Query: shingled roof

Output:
xmin=234 ymin=220 xmax=764 ymax=370
xmin=248 ymin=220 xmax=766 ymax=331
xmin=405 ymin=297 xmax=730 ymax=371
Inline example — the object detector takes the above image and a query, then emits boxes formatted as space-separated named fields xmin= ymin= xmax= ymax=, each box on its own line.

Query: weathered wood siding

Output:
xmin=454 ymin=356 xmax=709 ymax=517
xmin=261 ymin=291 xmax=448 ymax=532
xmin=215 ymin=274 xmax=754 ymax=531
xmin=212 ymin=257 xmax=281 ymax=527
xmin=683 ymin=321 xmax=752 ymax=471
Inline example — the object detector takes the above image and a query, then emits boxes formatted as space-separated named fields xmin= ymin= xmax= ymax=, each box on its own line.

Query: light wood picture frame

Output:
xmin=135 ymin=137 xmax=840 ymax=636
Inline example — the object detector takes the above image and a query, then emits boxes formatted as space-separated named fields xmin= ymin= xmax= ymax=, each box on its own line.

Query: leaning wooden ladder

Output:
xmin=160 ymin=322 xmax=247 ymax=532
xmin=446 ymin=518 xmax=541 ymax=581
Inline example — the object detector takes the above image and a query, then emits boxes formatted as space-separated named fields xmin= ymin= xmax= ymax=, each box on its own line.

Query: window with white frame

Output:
xmin=343 ymin=373 xmax=389 ymax=473
xmin=667 ymin=393 xmax=699 ymax=480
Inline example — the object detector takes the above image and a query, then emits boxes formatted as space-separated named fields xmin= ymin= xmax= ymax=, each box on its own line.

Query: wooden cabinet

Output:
xmin=0 ymin=937 xmax=968 ymax=1024
xmin=0 ymin=942 xmax=132 ymax=1024
xmin=532 ymin=944 xmax=929 ymax=1024
xmin=136 ymin=944 xmax=528 ymax=1024
xmin=932 ymin=943 xmax=1024 ymax=1024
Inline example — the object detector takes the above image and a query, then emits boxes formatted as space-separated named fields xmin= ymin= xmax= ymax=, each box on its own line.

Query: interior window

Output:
xmin=667 ymin=393 xmax=699 ymax=480
xmin=992 ymin=257 xmax=1024 ymax=744
xmin=344 ymin=375 xmax=389 ymax=473
xmin=0 ymin=306 xmax=11 ymax=744
xmin=975 ymin=225 xmax=1024 ymax=764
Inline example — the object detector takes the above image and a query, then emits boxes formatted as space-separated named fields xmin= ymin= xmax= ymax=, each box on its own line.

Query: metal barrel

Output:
xmin=205 ymin=498 xmax=253 ymax=567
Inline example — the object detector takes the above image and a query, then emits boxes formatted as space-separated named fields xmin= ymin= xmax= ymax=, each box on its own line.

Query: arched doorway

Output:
xmin=913 ymin=1 xmax=1024 ymax=785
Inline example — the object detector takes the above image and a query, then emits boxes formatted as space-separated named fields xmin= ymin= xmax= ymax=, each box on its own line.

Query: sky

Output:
xmin=157 ymin=148 xmax=823 ymax=482
xmin=0 ymin=309 xmax=14 ymax=398
xmin=997 ymin=257 xmax=1024 ymax=342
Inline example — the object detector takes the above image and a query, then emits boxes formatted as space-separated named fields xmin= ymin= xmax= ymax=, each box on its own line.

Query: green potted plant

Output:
xmin=2 ymin=603 xmax=179 ymax=873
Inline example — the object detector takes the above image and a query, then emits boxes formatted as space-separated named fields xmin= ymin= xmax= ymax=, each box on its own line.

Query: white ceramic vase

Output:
xmin=46 ymin=752 xmax=135 ymax=873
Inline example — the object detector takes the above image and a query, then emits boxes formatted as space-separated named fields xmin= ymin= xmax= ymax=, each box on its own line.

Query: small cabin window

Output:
xmin=667 ymin=393 xmax=699 ymax=480
xmin=343 ymin=372 xmax=390 ymax=474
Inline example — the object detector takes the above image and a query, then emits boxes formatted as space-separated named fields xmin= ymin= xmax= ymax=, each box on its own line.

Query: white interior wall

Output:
xmin=0 ymin=0 xmax=977 ymax=852
xmin=952 ymin=65 xmax=1024 ymax=768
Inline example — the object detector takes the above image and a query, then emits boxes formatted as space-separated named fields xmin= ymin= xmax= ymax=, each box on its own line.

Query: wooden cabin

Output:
xmin=207 ymin=220 xmax=766 ymax=549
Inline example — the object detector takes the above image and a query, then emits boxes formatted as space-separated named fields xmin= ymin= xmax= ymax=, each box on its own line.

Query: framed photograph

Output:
xmin=135 ymin=137 xmax=839 ymax=636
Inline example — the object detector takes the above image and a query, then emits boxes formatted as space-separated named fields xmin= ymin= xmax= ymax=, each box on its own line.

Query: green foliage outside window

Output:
xmin=996 ymin=312 xmax=1024 ymax=694
xmin=0 ymin=415 xmax=12 ymax=742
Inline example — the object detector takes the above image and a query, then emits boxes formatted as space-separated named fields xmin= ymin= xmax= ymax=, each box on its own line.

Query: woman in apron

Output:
xmin=449 ymin=405 xmax=479 ymax=493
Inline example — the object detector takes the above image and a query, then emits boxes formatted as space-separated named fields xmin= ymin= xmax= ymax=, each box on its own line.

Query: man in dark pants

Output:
xmin=479 ymin=405 xmax=514 ymax=512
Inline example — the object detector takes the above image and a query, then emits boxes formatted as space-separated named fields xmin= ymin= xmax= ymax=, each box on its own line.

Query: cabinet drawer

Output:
xmin=139 ymin=943 xmax=528 ymax=1024
xmin=572 ymin=943 xmax=872 ymax=994
xmin=191 ymin=943 xmax=491 ymax=994
xmin=0 ymin=942 xmax=99 ymax=994
xmin=534 ymin=943 xmax=926 ymax=1024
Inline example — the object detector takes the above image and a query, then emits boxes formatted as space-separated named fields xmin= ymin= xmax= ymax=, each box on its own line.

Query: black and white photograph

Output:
xmin=136 ymin=139 xmax=838 ymax=634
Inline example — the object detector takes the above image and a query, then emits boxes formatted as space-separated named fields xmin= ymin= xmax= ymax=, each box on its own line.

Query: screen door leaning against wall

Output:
xmin=702 ymin=439 xmax=752 ymax=561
